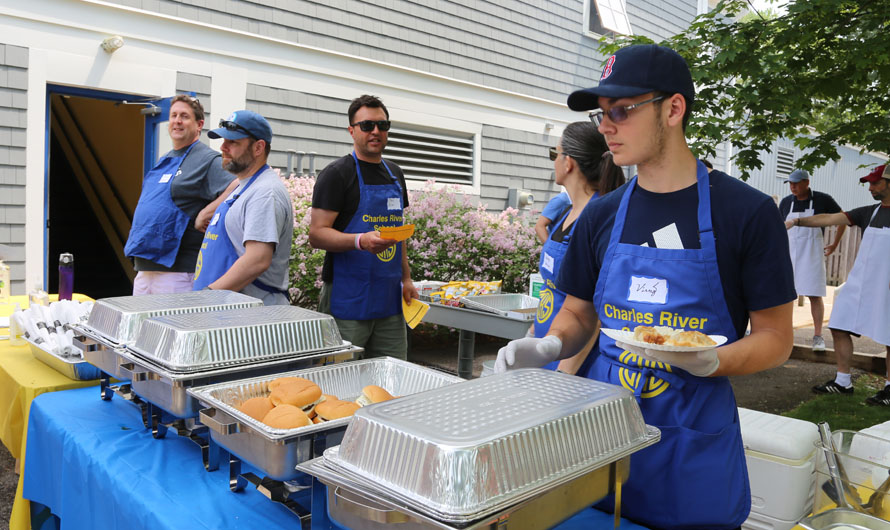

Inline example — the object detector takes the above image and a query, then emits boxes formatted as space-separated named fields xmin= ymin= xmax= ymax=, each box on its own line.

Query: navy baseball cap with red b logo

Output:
xmin=567 ymin=44 xmax=695 ymax=111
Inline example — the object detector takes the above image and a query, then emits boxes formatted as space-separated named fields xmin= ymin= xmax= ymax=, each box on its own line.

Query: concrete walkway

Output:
xmin=789 ymin=285 xmax=888 ymax=375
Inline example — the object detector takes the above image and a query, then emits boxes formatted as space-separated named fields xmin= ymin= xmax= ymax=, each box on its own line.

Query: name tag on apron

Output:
xmin=627 ymin=276 xmax=668 ymax=304
xmin=209 ymin=213 xmax=220 ymax=227
xmin=159 ymin=173 xmax=173 ymax=183
xmin=542 ymin=252 xmax=555 ymax=274
xmin=387 ymin=197 xmax=400 ymax=210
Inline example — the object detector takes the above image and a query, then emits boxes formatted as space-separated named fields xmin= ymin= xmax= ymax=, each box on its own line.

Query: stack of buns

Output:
xmin=632 ymin=325 xmax=716 ymax=347
xmin=236 ymin=378 xmax=399 ymax=430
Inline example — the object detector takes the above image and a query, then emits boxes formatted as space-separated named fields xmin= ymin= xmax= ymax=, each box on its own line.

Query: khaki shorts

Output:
xmin=318 ymin=282 xmax=407 ymax=360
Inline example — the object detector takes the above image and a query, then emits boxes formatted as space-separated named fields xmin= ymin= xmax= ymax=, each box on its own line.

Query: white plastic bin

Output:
xmin=739 ymin=408 xmax=819 ymax=530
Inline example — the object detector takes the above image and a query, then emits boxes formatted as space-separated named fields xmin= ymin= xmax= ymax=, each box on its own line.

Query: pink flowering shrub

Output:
xmin=406 ymin=181 xmax=540 ymax=294
xmin=283 ymin=176 xmax=540 ymax=308
xmin=280 ymin=173 xmax=326 ymax=307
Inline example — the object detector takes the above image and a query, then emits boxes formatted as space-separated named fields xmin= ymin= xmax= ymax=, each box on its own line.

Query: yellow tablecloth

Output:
xmin=1 ymin=294 xmax=98 ymax=530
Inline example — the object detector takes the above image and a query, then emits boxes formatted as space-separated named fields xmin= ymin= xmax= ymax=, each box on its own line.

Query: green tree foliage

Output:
xmin=600 ymin=0 xmax=890 ymax=180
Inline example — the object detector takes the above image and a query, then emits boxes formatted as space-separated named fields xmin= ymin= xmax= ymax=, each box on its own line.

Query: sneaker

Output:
xmin=813 ymin=380 xmax=853 ymax=394
xmin=866 ymin=387 xmax=890 ymax=406
xmin=812 ymin=335 xmax=826 ymax=352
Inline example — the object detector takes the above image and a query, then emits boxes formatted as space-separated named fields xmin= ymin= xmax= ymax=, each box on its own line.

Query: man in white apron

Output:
xmin=786 ymin=164 xmax=890 ymax=405
xmin=779 ymin=169 xmax=845 ymax=351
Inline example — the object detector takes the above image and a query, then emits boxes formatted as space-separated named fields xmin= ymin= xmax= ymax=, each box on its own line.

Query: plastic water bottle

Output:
xmin=0 ymin=260 xmax=9 ymax=304
xmin=9 ymin=304 xmax=25 ymax=346
xmin=59 ymin=253 xmax=74 ymax=301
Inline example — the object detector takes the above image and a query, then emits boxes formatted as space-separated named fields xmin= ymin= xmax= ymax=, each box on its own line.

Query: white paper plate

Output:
xmin=601 ymin=328 xmax=727 ymax=352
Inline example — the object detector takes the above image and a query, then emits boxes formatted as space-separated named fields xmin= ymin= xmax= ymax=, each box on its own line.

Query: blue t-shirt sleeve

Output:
xmin=541 ymin=192 xmax=571 ymax=221
xmin=739 ymin=197 xmax=797 ymax=312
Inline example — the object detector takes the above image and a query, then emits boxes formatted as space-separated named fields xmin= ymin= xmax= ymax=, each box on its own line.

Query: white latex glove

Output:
xmin=615 ymin=341 xmax=720 ymax=377
xmin=494 ymin=335 xmax=563 ymax=373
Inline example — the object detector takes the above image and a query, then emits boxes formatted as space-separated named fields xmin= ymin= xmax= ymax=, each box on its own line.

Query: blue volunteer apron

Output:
xmin=589 ymin=163 xmax=749 ymax=529
xmin=192 ymin=165 xmax=287 ymax=297
xmin=535 ymin=202 xmax=597 ymax=375
xmin=124 ymin=142 xmax=197 ymax=267
xmin=330 ymin=152 xmax=403 ymax=320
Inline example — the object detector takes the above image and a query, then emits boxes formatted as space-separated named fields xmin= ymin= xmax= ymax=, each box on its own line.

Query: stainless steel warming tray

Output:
xmin=75 ymin=290 xmax=262 ymax=347
xmin=74 ymin=290 xmax=262 ymax=378
xmin=309 ymin=369 xmax=660 ymax=524
xmin=188 ymin=357 xmax=464 ymax=481
xmin=120 ymin=305 xmax=358 ymax=418
xmin=25 ymin=336 xmax=102 ymax=381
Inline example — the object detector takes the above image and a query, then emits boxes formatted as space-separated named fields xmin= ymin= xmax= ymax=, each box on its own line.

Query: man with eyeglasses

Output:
xmin=124 ymin=95 xmax=235 ymax=294
xmin=192 ymin=110 xmax=293 ymax=305
xmin=495 ymin=44 xmax=795 ymax=530
xmin=309 ymin=95 xmax=416 ymax=360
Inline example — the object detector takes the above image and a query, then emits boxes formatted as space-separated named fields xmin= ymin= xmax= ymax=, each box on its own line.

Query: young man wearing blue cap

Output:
xmin=779 ymin=169 xmax=845 ymax=351
xmin=495 ymin=44 xmax=796 ymax=529
xmin=787 ymin=164 xmax=890 ymax=405
xmin=192 ymin=110 xmax=293 ymax=305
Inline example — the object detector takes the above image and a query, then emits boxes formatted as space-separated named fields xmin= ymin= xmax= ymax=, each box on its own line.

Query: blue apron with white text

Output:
xmin=589 ymin=163 xmax=749 ymax=529
xmin=124 ymin=142 xmax=197 ymax=267
xmin=535 ymin=205 xmax=597 ymax=375
xmin=330 ymin=153 xmax=403 ymax=320
xmin=192 ymin=166 xmax=287 ymax=297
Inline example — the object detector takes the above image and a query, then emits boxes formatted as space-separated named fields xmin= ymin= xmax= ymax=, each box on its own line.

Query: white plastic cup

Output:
xmin=480 ymin=360 xmax=495 ymax=377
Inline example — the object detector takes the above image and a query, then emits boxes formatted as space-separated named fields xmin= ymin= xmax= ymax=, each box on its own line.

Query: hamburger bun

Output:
xmin=268 ymin=376 xmax=314 ymax=392
xmin=666 ymin=330 xmax=716 ymax=347
xmin=355 ymin=385 xmax=395 ymax=407
xmin=239 ymin=396 xmax=275 ymax=422
xmin=262 ymin=404 xmax=312 ymax=429
xmin=270 ymin=379 xmax=322 ymax=409
xmin=314 ymin=399 xmax=360 ymax=422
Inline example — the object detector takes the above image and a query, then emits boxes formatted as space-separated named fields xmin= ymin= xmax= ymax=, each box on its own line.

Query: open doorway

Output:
xmin=46 ymin=87 xmax=147 ymax=299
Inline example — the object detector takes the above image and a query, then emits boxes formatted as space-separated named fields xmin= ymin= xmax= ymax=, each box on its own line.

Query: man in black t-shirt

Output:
xmin=788 ymin=164 xmax=890 ymax=406
xmin=308 ymin=95 xmax=416 ymax=359
xmin=778 ymin=169 xmax=845 ymax=351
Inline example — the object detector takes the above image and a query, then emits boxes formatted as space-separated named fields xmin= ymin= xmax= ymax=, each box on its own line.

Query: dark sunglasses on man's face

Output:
xmin=351 ymin=120 xmax=392 ymax=132
xmin=549 ymin=147 xmax=560 ymax=161
xmin=588 ymin=95 xmax=666 ymax=126
xmin=218 ymin=119 xmax=258 ymax=140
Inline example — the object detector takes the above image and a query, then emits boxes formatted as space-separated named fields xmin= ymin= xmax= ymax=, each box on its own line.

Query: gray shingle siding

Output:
xmin=0 ymin=44 xmax=27 ymax=293
xmin=102 ymin=0 xmax=694 ymax=102
xmin=481 ymin=125 xmax=560 ymax=210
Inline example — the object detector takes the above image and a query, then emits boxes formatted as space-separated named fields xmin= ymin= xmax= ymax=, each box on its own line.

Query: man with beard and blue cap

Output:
xmin=495 ymin=44 xmax=797 ymax=529
xmin=192 ymin=110 xmax=293 ymax=305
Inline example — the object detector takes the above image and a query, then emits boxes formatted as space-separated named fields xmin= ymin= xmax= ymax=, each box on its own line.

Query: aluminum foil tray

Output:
xmin=128 ymin=305 xmax=345 ymax=373
xmin=187 ymin=358 xmax=463 ymax=480
xmin=78 ymin=290 xmax=262 ymax=346
xmin=325 ymin=369 xmax=659 ymax=522
xmin=26 ymin=336 xmax=102 ymax=381
xmin=461 ymin=294 xmax=539 ymax=320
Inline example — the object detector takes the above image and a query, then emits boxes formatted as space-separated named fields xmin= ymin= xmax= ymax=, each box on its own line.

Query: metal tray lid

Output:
xmin=326 ymin=369 xmax=658 ymax=519
xmin=461 ymin=293 xmax=539 ymax=320
xmin=128 ymin=305 xmax=346 ymax=373
xmin=80 ymin=290 xmax=262 ymax=346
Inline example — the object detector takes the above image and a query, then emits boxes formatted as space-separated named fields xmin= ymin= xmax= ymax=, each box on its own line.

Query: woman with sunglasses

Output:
xmin=534 ymin=121 xmax=624 ymax=375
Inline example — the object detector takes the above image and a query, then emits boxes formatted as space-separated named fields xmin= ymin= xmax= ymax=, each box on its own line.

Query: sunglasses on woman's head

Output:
xmin=351 ymin=120 xmax=392 ymax=132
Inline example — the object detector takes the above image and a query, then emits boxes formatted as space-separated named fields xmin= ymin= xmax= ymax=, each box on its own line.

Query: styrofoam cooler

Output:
xmin=738 ymin=408 xmax=819 ymax=530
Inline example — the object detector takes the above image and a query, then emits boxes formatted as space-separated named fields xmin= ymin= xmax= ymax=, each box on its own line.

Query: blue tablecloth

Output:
xmin=23 ymin=386 xmax=649 ymax=530
xmin=23 ymin=386 xmax=297 ymax=529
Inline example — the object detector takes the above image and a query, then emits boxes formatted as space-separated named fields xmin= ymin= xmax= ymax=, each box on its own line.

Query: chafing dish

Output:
xmin=120 ymin=306 xmax=358 ymax=419
xmin=188 ymin=357 xmax=463 ymax=481
xmin=460 ymin=293 xmax=540 ymax=320
xmin=299 ymin=369 xmax=659 ymax=527
xmin=75 ymin=290 xmax=262 ymax=378
xmin=25 ymin=335 xmax=102 ymax=381
xmin=799 ymin=507 xmax=890 ymax=530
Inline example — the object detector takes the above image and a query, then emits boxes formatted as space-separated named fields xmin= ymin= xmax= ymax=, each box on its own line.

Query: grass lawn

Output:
xmin=783 ymin=373 xmax=890 ymax=431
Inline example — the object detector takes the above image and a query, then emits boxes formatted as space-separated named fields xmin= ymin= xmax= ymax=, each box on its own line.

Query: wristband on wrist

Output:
xmin=354 ymin=232 xmax=363 ymax=251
